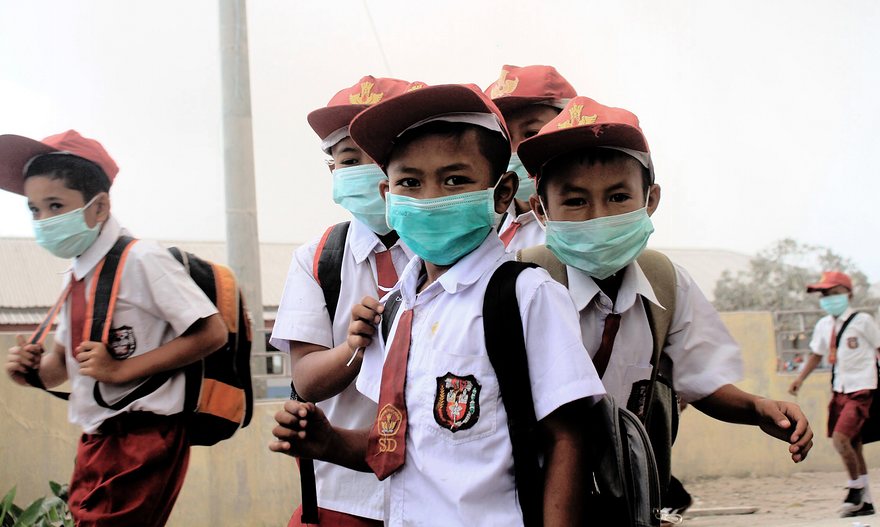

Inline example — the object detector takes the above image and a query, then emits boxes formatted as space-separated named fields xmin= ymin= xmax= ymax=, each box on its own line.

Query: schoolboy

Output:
xmin=270 ymin=76 xmax=419 ymax=526
xmin=2 ymin=130 xmax=227 ymax=526
xmin=789 ymin=271 xmax=880 ymax=517
xmin=516 ymin=96 xmax=815 ymax=492
xmin=270 ymin=84 xmax=605 ymax=526
xmin=484 ymin=65 xmax=576 ymax=252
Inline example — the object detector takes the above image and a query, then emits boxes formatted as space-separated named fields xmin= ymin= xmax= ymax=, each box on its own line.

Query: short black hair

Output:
xmin=392 ymin=121 xmax=511 ymax=182
xmin=537 ymin=147 xmax=652 ymax=199
xmin=24 ymin=154 xmax=111 ymax=201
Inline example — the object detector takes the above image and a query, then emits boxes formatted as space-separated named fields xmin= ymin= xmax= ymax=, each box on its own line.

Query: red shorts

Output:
xmin=288 ymin=506 xmax=383 ymax=527
xmin=68 ymin=412 xmax=190 ymax=527
xmin=828 ymin=390 xmax=874 ymax=439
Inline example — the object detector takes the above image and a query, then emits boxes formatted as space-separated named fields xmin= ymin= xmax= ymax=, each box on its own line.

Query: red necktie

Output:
xmin=365 ymin=308 xmax=413 ymax=480
xmin=592 ymin=313 xmax=621 ymax=378
xmin=829 ymin=324 xmax=838 ymax=365
xmin=69 ymin=277 xmax=87 ymax=357
xmin=499 ymin=221 xmax=522 ymax=248
xmin=374 ymin=250 xmax=399 ymax=297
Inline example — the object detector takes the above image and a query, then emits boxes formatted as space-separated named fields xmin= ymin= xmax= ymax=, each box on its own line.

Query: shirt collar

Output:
xmin=71 ymin=215 xmax=123 ymax=280
xmin=348 ymin=219 xmax=413 ymax=263
xmin=505 ymin=201 xmax=538 ymax=225
xmin=397 ymin=234 xmax=506 ymax=305
xmin=567 ymin=260 xmax=664 ymax=313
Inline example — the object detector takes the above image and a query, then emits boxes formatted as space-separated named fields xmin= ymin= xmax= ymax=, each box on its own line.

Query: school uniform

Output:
xmin=53 ymin=215 xmax=219 ymax=526
xmin=270 ymin=218 xmax=412 ymax=523
xmin=498 ymin=201 xmax=545 ymax=253
xmin=809 ymin=309 xmax=880 ymax=438
xmin=567 ymin=260 xmax=743 ymax=406
xmin=357 ymin=234 xmax=604 ymax=526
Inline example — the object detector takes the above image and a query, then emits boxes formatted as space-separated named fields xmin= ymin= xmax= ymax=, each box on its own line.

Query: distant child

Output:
xmin=515 ymin=96 xmax=815 ymax=506
xmin=789 ymin=271 xmax=880 ymax=517
xmin=484 ymin=65 xmax=576 ymax=251
xmin=2 ymin=130 xmax=227 ymax=526
xmin=269 ymin=76 xmax=418 ymax=526
xmin=270 ymin=84 xmax=605 ymax=526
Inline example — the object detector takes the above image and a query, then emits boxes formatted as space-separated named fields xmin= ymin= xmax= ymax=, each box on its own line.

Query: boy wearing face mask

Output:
xmin=789 ymin=271 xmax=880 ymax=517
xmin=516 ymin=96 xmax=815 ymax=502
xmin=270 ymin=84 xmax=604 ymax=526
xmin=2 ymin=130 xmax=227 ymax=526
xmin=484 ymin=64 xmax=576 ymax=252
xmin=270 ymin=76 xmax=419 ymax=527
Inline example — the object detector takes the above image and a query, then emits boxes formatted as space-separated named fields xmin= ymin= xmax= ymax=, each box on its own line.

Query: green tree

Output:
xmin=713 ymin=238 xmax=878 ymax=312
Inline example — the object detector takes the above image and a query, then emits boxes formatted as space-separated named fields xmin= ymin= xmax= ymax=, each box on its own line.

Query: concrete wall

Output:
xmin=2 ymin=313 xmax=877 ymax=524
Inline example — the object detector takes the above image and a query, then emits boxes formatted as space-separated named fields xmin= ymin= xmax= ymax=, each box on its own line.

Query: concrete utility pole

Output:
xmin=218 ymin=0 xmax=265 ymax=348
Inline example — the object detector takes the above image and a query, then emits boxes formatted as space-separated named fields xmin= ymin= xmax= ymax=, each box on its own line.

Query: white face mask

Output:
xmin=32 ymin=195 xmax=102 ymax=258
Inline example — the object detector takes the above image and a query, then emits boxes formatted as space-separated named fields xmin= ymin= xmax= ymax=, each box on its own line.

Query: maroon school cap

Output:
xmin=0 ymin=130 xmax=119 ymax=195
xmin=484 ymin=65 xmax=577 ymax=115
xmin=806 ymin=271 xmax=853 ymax=292
xmin=349 ymin=83 xmax=509 ymax=169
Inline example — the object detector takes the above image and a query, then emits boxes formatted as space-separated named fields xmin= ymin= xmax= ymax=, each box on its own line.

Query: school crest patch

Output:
xmin=109 ymin=326 xmax=137 ymax=359
xmin=434 ymin=373 xmax=481 ymax=432
xmin=848 ymin=336 xmax=860 ymax=349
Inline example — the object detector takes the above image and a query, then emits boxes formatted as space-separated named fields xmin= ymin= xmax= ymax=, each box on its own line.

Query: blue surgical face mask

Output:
xmin=32 ymin=195 xmax=102 ymax=259
xmin=386 ymin=188 xmax=497 ymax=266
xmin=507 ymin=153 xmax=534 ymax=201
xmin=332 ymin=164 xmax=392 ymax=235
xmin=543 ymin=200 xmax=655 ymax=280
xmin=819 ymin=294 xmax=849 ymax=317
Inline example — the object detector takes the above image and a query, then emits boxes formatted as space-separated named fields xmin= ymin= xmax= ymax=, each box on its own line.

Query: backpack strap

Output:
xmin=830 ymin=311 xmax=864 ymax=388
xmin=24 ymin=281 xmax=76 ymax=399
xmin=634 ymin=249 xmax=677 ymax=428
xmin=483 ymin=260 xmax=543 ymax=527
xmin=496 ymin=211 xmax=509 ymax=233
xmin=380 ymin=290 xmax=404 ymax=344
xmin=515 ymin=245 xmax=568 ymax=287
xmin=313 ymin=221 xmax=351 ymax=324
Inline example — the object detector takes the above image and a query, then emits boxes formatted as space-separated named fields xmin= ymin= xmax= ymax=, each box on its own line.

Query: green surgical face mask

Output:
xmin=819 ymin=294 xmax=849 ymax=317
xmin=542 ymin=200 xmax=655 ymax=280
xmin=507 ymin=152 xmax=534 ymax=201
xmin=385 ymin=188 xmax=497 ymax=266
xmin=332 ymin=164 xmax=392 ymax=235
xmin=32 ymin=195 xmax=102 ymax=259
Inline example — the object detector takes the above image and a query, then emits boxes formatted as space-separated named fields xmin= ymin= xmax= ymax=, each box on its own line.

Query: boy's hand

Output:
xmin=755 ymin=398 xmax=814 ymax=462
xmin=77 ymin=341 xmax=127 ymax=384
xmin=347 ymin=296 xmax=384 ymax=355
xmin=269 ymin=400 xmax=335 ymax=459
xmin=6 ymin=335 xmax=44 ymax=386
xmin=787 ymin=378 xmax=802 ymax=396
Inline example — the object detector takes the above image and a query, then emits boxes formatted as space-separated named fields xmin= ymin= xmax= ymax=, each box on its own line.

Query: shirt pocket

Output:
xmin=424 ymin=353 xmax=498 ymax=445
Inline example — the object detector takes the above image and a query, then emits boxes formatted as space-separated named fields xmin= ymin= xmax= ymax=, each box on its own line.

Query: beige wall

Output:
xmin=1 ymin=314 xmax=876 ymax=524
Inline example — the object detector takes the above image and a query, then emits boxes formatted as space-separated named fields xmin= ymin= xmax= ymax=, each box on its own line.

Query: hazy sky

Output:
xmin=1 ymin=0 xmax=878 ymax=280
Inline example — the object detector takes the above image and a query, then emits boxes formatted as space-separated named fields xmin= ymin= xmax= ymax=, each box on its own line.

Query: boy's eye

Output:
xmin=444 ymin=176 xmax=471 ymax=186
xmin=609 ymin=193 xmax=631 ymax=203
xmin=339 ymin=158 xmax=360 ymax=167
xmin=562 ymin=197 xmax=587 ymax=207
xmin=49 ymin=202 xmax=64 ymax=210
xmin=523 ymin=128 xmax=540 ymax=139
xmin=396 ymin=178 xmax=420 ymax=188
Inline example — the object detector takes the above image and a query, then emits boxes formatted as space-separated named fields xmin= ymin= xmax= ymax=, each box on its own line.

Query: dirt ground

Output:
xmin=680 ymin=470 xmax=879 ymax=527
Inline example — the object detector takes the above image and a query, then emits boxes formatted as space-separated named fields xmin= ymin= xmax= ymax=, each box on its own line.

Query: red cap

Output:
xmin=349 ymin=83 xmax=509 ymax=169
xmin=484 ymin=65 xmax=577 ymax=115
xmin=517 ymin=96 xmax=651 ymax=188
xmin=306 ymin=76 xmax=422 ymax=143
xmin=0 ymin=130 xmax=119 ymax=195
xmin=806 ymin=271 xmax=853 ymax=292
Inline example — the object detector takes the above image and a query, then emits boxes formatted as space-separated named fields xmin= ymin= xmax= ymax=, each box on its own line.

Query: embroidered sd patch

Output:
xmin=109 ymin=326 xmax=137 ymax=359
xmin=848 ymin=336 xmax=860 ymax=349
xmin=434 ymin=373 xmax=481 ymax=432
xmin=376 ymin=404 xmax=403 ymax=453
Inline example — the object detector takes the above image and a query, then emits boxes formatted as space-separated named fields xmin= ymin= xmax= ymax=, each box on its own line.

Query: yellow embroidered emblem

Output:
xmin=350 ymin=81 xmax=384 ymax=105
xmin=377 ymin=404 xmax=403 ymax=453
xmin=407 ymin=82 xmax=427 ymax=91
xmin=490 ymin=69 xmax=519 ymax=99
xmin=557 ymin=104 xmax=598 ymax=129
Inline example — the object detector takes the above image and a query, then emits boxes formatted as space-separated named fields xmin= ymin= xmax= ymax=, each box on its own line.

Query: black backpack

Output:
xmin=26 ymin=236 xmax=254 ymax=447
xmin=380 ymin=261 xmax=662 ymax=526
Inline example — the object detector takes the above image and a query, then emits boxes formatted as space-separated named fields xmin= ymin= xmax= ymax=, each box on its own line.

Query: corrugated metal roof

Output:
xmin=0 ymin=237 xmax=299 ymax=310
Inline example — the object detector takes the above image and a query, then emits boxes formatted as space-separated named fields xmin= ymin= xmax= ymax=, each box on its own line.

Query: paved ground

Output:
xmin=680 ymin=470 xmax=878 ymax=526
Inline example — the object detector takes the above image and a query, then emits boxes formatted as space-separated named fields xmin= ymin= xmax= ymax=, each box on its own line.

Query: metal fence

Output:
xmin=251 ymin=329 xmax=291 ymax=400
xmin=773 ymin=307 xmax=877 ymax=374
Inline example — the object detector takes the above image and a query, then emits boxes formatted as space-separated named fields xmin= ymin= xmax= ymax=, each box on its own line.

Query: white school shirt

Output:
xmin=809 ymin=308 xmax=880 ymax=394
xmin=270 ymin=219 xmax=412 ymax=520
xmin=498 ymin=201 xmax=545 ymax=253
xmin=568 ymin=260 xmax=743 ymax=405
xmin=54 ymin=215 xmax=218 ymax=434
xmin=357 ymin=235 xmax=604 ymax=527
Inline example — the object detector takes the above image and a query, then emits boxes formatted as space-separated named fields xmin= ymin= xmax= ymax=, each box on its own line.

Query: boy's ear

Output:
xmin=493 ymin=171 xmax=517 ymax=215
xmin=646 ymin=184 xmax=661 ymax=217
xmin=529 ymin=194 xmax=546 ymax=225
xmin=94 ymin=192 xmax=111 ymax=223
xmin=379 ymin=179 xmax=389 ymax=201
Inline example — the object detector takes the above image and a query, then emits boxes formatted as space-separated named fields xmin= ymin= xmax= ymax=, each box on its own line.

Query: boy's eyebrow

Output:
xmin=335 ymin=146 xmax=358 ymax=154
xmin=437 ymin=162 xmax=472 ymax=173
